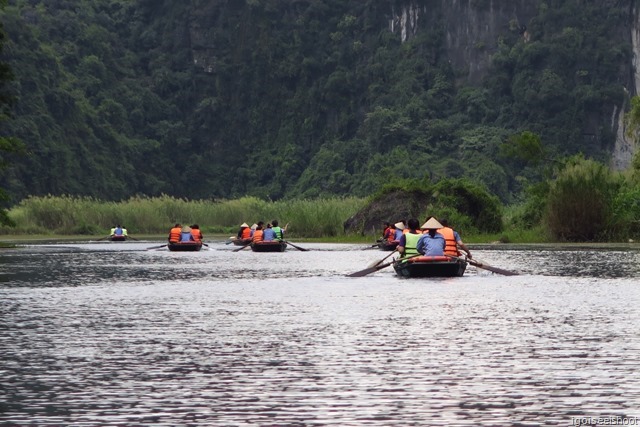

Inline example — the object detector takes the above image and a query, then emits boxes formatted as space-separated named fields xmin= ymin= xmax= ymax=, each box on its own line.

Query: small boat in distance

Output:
xmin=251 ymin=241 xmax=287 ymax=252
xmin=232 ymin=238 xmax=252 ymax=246
xmin=377 ymin=240 xmax=399 ymax=251
xmin=393 ymin=256 xmax=467 ymax=278
xmin=168 ymin=241 xmax=203 ymax=252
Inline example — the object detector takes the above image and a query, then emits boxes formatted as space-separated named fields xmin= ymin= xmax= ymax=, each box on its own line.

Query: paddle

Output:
xmin=348 ymin=254 xmax=420 ymax=277
xmin=225 ymin=237 xmax=236 ymax=245
xmin=367 ymin=249 xmax=397 ymax=268
xmin=284 ymin=241 xmax=309 ymax=251
xmin=96 ymin=235 xmax=111 ymax=241
xmin=467 ymin=258 xmax=519 ymax=276
xmin=233 ymin=243 xmax=252 ymax=252
xmin=146 ymin=244 xmax=167 ymax=250
xmin=126 ymin=235 xmax=140 ymax=241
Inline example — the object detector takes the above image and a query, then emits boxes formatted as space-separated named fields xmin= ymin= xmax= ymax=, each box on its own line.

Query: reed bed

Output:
xmin=2 ymin=195 xmax=366 ymax=238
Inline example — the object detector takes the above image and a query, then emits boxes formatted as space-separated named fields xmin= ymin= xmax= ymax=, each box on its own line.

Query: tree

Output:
xmin=0 ymin=0 xmax=24 ymax=226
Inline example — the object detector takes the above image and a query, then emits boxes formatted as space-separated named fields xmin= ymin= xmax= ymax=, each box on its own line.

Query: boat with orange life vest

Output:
xmin=250 ymin=241 xmax=288 ymax=252
xmin=232 ymin=238 xmax=252 ymax=246
xmin=167 ymin=241 xmax=203 ymax=252
xmin=377 ymin=240 xmax=399 ymax=251
xmin=393 ymin=255 xmax=467 ymax=278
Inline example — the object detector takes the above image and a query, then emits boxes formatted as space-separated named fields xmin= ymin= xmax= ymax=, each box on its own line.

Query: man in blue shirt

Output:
xmin=416 ymin=217 xmax=446 ymax=256
xmin=262 ymin=223 xmax=277 ymax=241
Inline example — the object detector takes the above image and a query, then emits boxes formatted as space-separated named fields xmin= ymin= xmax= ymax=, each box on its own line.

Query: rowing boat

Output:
xmin=251 ymin=241 xmax=287 ymax=252
xmin=393 ymin=255 xmax=467 ymax=278
xmin=168 ymin=241 xmax=203 ymax=252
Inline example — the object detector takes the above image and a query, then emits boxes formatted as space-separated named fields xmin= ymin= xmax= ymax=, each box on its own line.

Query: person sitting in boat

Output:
xmin=385 ymin=223 xmax=397 ymax=242
xmin=381 ymin=222 xmax=392 ymax=242
xmin=393 ymin=222 xmax=405 ymax=240
xmin=121 ymin=226 xmax=128 ymax=237
xmin=396 ymin=218 xmax=423 ymax=261
xmin=438 ymin=218 xmax=472 ymax=259
xmin=252 ymin=224 xmax=264 ymax=242
xmin=110 ymin=225 xmax=116 ymax=236
xmin=179 ymin=225 xmax=195 ymax=242
xmin=237 ymin=223 xmax=251 ymax=240
xmin=416 ymin=217 xmax=446 ymax=256
xmin=168 ymin=223 xmax=182 ymax=243
xmin=112 ymin=224 xmax=124 ymax=237
xmin=271 ymin=220 xmax=288 ymax=241
xmin=262 ymin=223 xmax=276 ymax=241
xmin=190 ymin=224 xmax=203 ymax=243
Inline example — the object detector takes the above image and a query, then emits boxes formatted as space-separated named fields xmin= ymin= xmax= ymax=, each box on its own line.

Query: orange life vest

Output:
xmin=241 ymin=227 xmax=251 ymax=239
xmin=169 ymin=227 xmax=181 ymax=243
xmin=191 ymin=229 xmax=203 ymax=242
xmin=438 ymin=227 xmax=459 ymax=256
xmin=252 ymin=229 xmax=264 ymax=242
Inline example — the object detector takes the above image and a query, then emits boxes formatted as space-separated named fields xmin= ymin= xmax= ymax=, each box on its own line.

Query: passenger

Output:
xmin=386 ymin=223 xmax=397 ymax=242
xmin=190 ymin=224 xmax=203 ymax=243
xmin=396 ymin=218 xmax=422 ymax=260
xmin=168 ymin=223 xmax=182 ymax=243
xmin=237 ymin=223 xmax=251 ymax=240
xmin=179 ymin=225 xmax=195 ymax=242
xmin=252 ymin=224 xmax=264 ymax=243
xmin=263 ymin=223 xmax=276 ymax=241
xmin=249 ymin=223 xmax=258 ymax=238
xmin=401 ymin=220 xmax=411 ymax=235
xmin=438 ymin=218 xmax=472 ymax=258
xmin=110 ymin=225 xmax=116 ymax=236
xmin=380 ymin=222 xmax=392 ymax=242
xmin=113 ymin=224 xmax=124 ymax=237
xmin=121 ymin=226 xmax=128 ymax=237
xmin=416 ymin=217 xmax=446 ymax=256
xmin=393 ymin=222 xmax=405 ymax=241
xmin=271 ymin=220 xmax=287 ymax=241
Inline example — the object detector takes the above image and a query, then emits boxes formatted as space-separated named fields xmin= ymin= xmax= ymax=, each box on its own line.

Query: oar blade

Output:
xmin=285 ymin=241 xmax=309 ymax=251
xmin=146 ymin=244 xmax=167 ymax=250
xmin=469 ymin=260 xmax=519 ymax=276
xmin=233 ymin=244 xmax=251 ymax=252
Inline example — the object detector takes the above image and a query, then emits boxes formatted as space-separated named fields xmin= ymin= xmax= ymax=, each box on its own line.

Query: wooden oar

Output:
xmin=146 ymin=244 xmax=167 ymax=250
xmin=348 ymin=254 xmax=420 ymax=277
xmin=467 ymin=258 xmax=519 ymax=276
xmin=225 ymin=237 xmax=236 ymax=245
xmin=96 ymin=235 xmax=111 ymax=241
xmin=367 ymin=249 xmax=397 ymax=268
xmin=126 ymin=235 xmax=140 ymax=241
xmin=233 ymin=243 xmax=252 ymax=252
xmin=284 ymin=241 xmax=309 ymax=251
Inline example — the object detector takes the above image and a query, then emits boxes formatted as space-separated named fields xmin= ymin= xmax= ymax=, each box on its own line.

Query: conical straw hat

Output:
xmin=240 ymin=223 xmax=249 ymax=227
xmin=394 ymin=222 xmax=405 ymax=230
xmin=421 ymin=217 xmax=443 ymax=230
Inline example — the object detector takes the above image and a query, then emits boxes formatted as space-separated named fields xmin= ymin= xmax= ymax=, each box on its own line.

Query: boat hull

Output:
xmin=110 ymin=235 xmax=126 ymax=242
xmin=232 ymin=238 xmax=252 ymax=246
xmin=251 ymin=241 xmax=287 ymax=252
xmin=393 ymin=256 xmax=466 ymax=278
xmin=168 ymin=241 xmax=203 ymax=252
xmin=377 ymin=240 xmax=399 ymax=251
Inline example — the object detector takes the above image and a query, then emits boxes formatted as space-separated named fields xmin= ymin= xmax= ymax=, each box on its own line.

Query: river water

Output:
xmin=1 ymin=241 xmax=639 ymax=426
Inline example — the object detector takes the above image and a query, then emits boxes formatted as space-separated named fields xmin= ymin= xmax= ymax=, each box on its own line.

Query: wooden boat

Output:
xmin=232 ymin=238 xmax=252 ymax=246
xmin=251 ymin=241 xmax=287 ymax=252
xmin=110 ymin=235 xmax=127 ymax=242
xmin=168 ymin=241 xmax=203 ymax=252
xmin=377 ymin=240 xmax=399 ymax=251
xmin=393 ymin=255 xmax=467 ymax=278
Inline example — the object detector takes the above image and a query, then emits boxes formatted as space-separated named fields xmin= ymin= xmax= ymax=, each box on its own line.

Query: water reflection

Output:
xmin=1 ymin=242 xmax=639 ymax=425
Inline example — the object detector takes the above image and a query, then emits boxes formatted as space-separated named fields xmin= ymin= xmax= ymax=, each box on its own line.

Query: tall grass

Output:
xmin=2 ymin=195 xmax=366 ymax=237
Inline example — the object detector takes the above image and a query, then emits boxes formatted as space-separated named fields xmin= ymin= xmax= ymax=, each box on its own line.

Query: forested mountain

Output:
xmin=0 ymin=0 xmax=636 ymax=204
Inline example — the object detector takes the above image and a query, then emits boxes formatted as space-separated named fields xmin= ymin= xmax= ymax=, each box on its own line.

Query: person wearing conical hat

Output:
xmin=393 ymin=221 xmax=405 ymax=241
xmin=179 ymin=225 xmax=195 ymax=242
xmin=416 ymin=217 xmax=446 ymax=256
xmin=237 ymin=222 xmax=252 ymax=240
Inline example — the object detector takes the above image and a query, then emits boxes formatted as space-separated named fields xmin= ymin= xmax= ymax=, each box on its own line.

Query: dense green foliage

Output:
xmin=0 ymin=0 xmax=633 ymax=206
xmin=3 ymin=194 xmax=365 ymax=237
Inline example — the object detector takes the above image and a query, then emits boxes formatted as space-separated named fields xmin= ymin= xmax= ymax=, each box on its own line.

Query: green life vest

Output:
xmin=400 ymin=232 xmax=422 ymax=261
xmin=272 ymin=226 xmax=283 ymax=240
